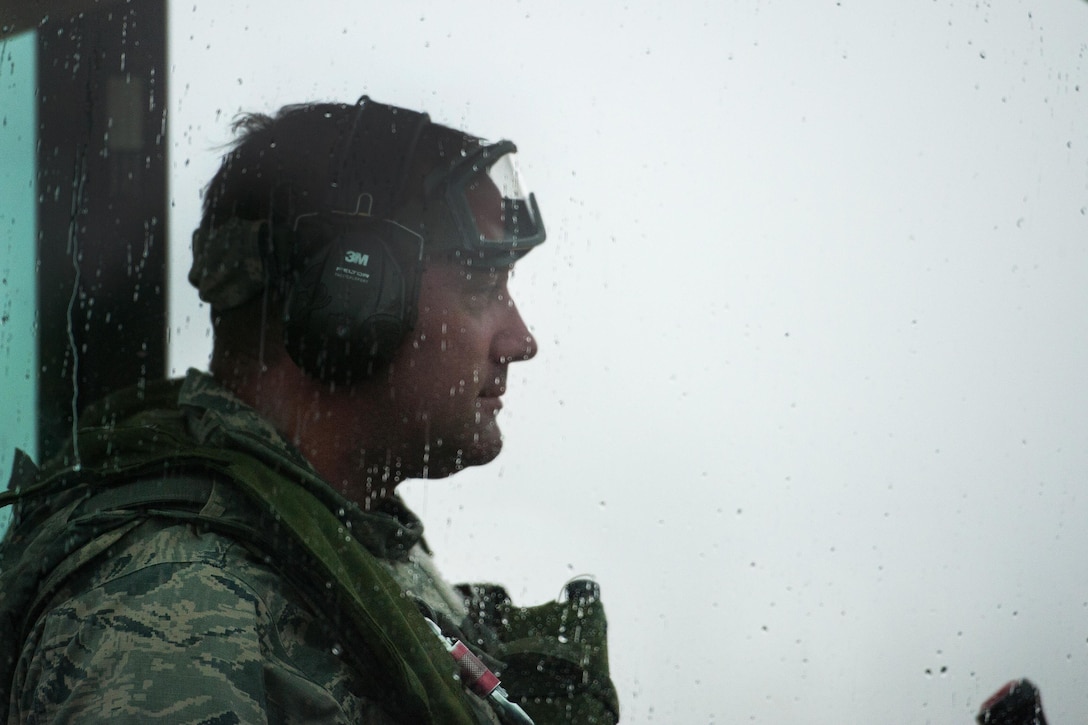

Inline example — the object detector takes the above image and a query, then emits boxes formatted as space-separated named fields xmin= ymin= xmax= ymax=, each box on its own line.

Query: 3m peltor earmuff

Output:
xmin=273 ymin=98 xmax=432 ymax=384
xmin=280 ymin=211 xmax=425 ymax=384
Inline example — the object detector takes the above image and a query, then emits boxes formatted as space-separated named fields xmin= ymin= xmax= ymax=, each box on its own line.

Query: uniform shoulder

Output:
xmin=15 ymin=518 xmax=385 ymax=724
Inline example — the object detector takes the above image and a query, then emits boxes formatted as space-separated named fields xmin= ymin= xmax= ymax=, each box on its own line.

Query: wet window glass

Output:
xmin=2 ymin=1 xmax=1087 ymax=721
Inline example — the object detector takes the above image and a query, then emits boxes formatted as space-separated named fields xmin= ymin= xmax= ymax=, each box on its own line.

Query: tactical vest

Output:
xmin=0 ymin=381 xmax=618 ymax=724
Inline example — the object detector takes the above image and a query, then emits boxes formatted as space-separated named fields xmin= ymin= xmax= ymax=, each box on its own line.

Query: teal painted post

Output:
xmin=0 ymin=30 xmax=39 ymax=536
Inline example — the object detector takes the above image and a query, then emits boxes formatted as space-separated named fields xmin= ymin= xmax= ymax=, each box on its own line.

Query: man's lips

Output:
xmin=477 ymin=388 xmax=504 ymax=413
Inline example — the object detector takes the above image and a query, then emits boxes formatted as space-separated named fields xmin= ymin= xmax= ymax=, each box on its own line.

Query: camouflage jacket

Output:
xmin=0 ymin=371 xmax=618 ymax=724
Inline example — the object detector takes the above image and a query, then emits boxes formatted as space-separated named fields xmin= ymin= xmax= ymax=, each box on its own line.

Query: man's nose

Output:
xmin=492 ymin=300 xmax=538 ymax=364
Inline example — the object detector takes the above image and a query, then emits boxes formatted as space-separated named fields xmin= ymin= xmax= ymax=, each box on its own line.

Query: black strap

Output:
xmin=69 ymin=475 xmax=215 ymax=521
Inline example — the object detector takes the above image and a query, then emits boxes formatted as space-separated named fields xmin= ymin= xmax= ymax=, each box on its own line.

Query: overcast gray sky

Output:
xmin=160 ymin=1 xmax=1088 ymax=721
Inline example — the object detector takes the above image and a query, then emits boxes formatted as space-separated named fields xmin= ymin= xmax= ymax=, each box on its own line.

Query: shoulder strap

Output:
xmin=68 ymin=474 xmax=215 ymax=518
xmin=197 ymin=450 xmax=484 ymax=724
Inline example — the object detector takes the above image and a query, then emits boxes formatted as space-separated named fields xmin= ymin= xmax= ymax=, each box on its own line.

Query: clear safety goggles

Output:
xmin=426 ymin=140 xmax=547 ymax=257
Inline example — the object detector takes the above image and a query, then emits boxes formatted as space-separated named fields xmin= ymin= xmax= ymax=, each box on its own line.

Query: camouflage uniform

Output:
xmin=0 ymin=371 xmax=618 ymax=724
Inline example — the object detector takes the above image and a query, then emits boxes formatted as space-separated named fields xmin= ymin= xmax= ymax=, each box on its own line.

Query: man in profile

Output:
xmin=0 ymin=97 xmax=617 ymax=724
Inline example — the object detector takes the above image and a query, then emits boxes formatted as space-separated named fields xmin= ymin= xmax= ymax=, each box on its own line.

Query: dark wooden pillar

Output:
xmin=35 ymin=0 xmax=168 ymax=460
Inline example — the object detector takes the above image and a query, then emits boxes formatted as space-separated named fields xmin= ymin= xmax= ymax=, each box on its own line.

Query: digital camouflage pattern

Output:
xmin=16 ymin=518 xmax=403 ymax=724
xmin=0 ymin=371 xmax=619 ymax=724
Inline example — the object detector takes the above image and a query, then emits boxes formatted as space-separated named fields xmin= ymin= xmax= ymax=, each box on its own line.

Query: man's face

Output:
xmin=380 ymin=258 xmax=537 ymax=477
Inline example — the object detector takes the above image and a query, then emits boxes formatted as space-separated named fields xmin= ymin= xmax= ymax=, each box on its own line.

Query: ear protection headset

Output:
xmin=273 ymin=98 xmax=431 ymax=384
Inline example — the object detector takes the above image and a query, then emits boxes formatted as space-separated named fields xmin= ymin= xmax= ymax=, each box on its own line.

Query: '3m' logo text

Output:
xmin=344 ymin=251 xmax=369 ymax=266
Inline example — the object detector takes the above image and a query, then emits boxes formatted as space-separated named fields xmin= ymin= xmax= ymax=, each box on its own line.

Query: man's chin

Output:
xmin=426 ymin=434 xmax=503 ymax=478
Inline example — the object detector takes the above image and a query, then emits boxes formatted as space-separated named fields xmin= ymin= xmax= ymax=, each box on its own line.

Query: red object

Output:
xmin=450 ymin=640 xmax=501 ymax=697
xmin=979 ymin=681 xmax=1017 ymax=712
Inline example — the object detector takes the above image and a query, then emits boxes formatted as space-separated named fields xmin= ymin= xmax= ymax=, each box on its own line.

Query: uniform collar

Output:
xmin=177 ymin=369 xmax=425 ymax=560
